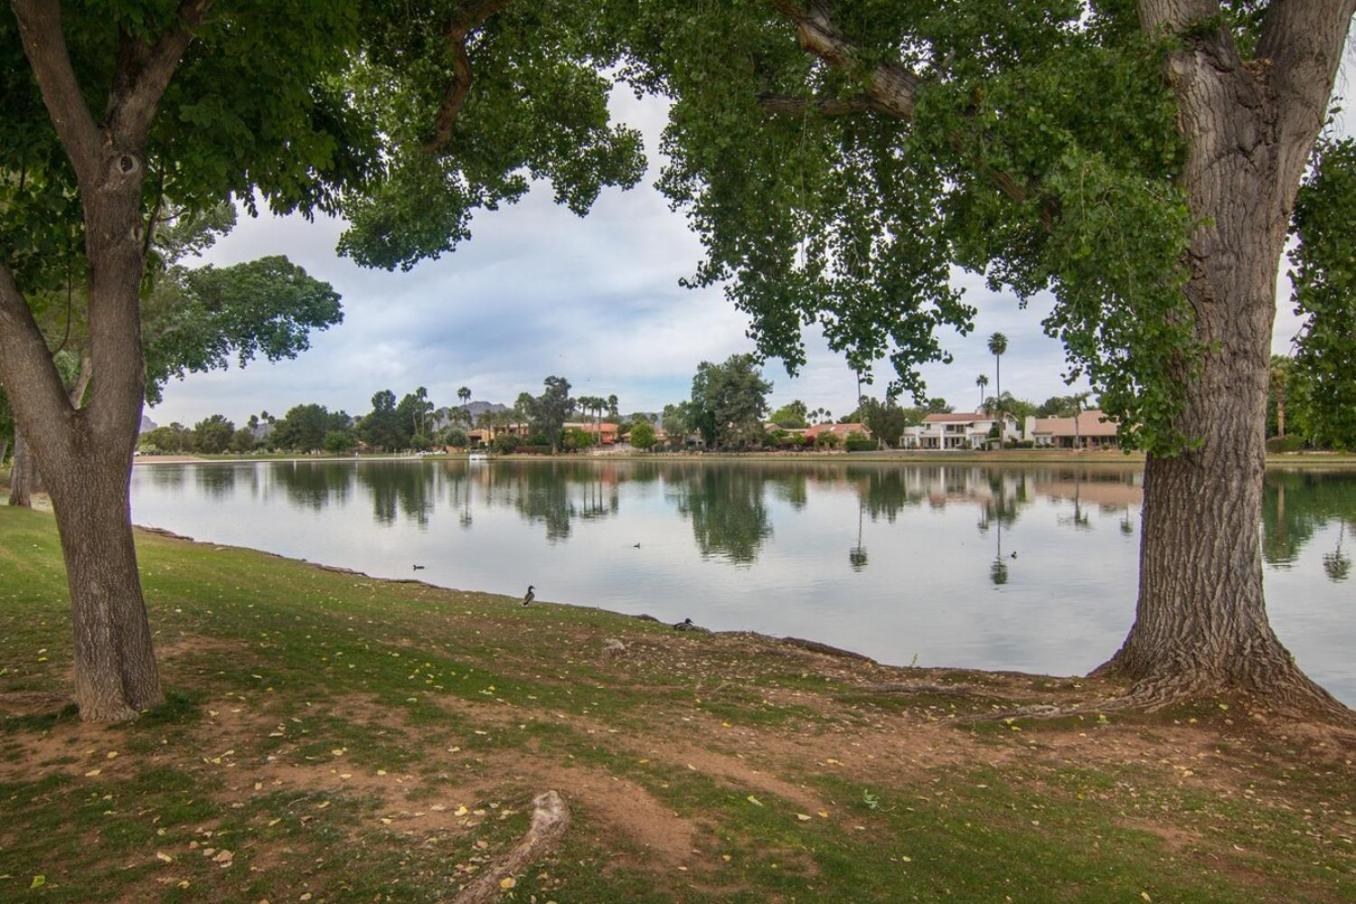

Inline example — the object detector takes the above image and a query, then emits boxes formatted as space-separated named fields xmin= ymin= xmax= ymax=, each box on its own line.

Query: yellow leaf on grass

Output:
xmin=796 ymin=814 xmax=812 ymax=822
xmin=155 ymin=851 xmax=174 ymax=863
xmin=499 ymin=877 xmax=516 ymax=890
xmin=31 ymin=875 xmax=45 ymax=889
xmin=746 ymin=795 xmax=763 ymax=807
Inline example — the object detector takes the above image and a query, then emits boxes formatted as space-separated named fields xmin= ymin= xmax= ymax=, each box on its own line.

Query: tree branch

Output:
xmin=769 ymin=0 xmax=921 ymax=120
xmin=765 ymin=1 xmax=1047 ymax=218
xmin=10 ymin=0 xmax=103 ymax=184
xmin=106 ymin=0 xmax=214 ymax=147
xmin=427 ymin=0 xmax=514 ymax=151
xmin=0 ymin=255 xmax=75 ymax=448
xmin=1256 ymin=0 xmax=1356 ymax=197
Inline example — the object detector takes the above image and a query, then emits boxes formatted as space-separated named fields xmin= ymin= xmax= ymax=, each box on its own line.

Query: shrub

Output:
xmin=844 ymin=432 xmax=876 ymax=452
xmin=1266 ymin=435 xmax=1306 ymax=453
xmin=491 ymin=433 xmax=520 ymax=455
xmin=815 ymin=431 xmax=841 ymax=449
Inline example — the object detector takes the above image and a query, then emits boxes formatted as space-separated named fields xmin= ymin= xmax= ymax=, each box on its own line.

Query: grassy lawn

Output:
xmin=0 ymin=504 xmax=1352 ymax=902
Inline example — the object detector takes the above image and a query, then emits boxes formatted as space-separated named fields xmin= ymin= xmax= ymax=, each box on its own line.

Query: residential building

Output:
xmin=1024 ymin=410 xmax=1119 ymax=449
xmin=901 ymin=412 xmax=1021 ymax=450
xmin=803 ymin=422 xmax=871 ymax=442
xmin=565 ymin=421 xmax=620 ymax=445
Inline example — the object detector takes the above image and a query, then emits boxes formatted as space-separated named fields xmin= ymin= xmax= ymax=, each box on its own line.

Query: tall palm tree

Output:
xmin=975 ymin=374 xmax=989 ymax=410
xmin=987 ymin=333 xmax=1008 ymax=415
xmin=607 ymin=394 xmax=619 ymax=420
xmin=458 ymin=385 xmax=471 ymax=422
xmin=1070 ymin=391 xmax=1091 ymax=450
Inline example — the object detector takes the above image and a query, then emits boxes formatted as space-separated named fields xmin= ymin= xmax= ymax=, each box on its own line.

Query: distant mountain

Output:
xmin=465 ymin=400 xmax=508 ymax=419
xmin=139 ymin=414 xmax=158 ymax=434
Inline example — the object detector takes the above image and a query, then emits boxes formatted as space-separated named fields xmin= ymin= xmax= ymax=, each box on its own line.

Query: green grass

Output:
xmin=0 ymin=505 xmax=1352 ymax=902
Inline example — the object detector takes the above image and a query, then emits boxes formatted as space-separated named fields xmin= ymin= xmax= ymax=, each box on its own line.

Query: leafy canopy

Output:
xmin=620 ymin=0 xmax=1196 ymax=452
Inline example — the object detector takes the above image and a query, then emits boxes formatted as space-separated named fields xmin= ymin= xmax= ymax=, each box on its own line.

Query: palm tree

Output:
xmin=458 ymin=385 xmax=471 ymax=421
xmin=607 ymin=394 xmax=619 ymax=420
xmin=975 ymin=374 xmax=989 ymax=410
xmin=987 ymin=333 xmax=1008 ymax=415
xmin=1070 ymin=391 xmax=1091 ymax=450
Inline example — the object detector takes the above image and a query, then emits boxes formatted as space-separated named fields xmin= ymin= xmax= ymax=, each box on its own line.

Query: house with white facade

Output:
xmin=901 ymin=412 xmax=1021 ymax=450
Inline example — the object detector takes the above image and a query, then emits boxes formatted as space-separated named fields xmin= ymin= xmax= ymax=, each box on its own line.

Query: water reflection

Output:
xmin=1263 ymin=471 xmax=1356 ymax=583
xmin=129 ymin=459 xmax=1356 ymax=703
xmin=245 ymin=461 xmax=1356 ymax=582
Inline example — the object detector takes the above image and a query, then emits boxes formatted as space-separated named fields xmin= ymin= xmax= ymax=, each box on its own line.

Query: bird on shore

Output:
xmin=522 ymin=585 xmax=535 ymax=606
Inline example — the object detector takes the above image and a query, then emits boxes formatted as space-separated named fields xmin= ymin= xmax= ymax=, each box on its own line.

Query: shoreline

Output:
xmin=131 ymin=449 xmax=1356 ymax=468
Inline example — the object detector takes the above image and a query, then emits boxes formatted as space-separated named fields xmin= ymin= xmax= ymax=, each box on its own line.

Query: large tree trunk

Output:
xmin=1097 ymin=1 xmax=1353 ymax=717
xmin=47 ymin=450 xmax=162 ymax=721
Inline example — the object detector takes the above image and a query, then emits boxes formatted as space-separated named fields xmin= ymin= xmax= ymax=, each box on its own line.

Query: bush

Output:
xmin=815 ymin=431 xmax=841 ymax=449
xmin=323 ymin=431 xmax=356 ymax=454
xmin=630 ymin=422 xmax=657 ymax=450
xmin=491 ymin=433 xmax=520 ymax=455
xmin=844 ymin=432 xmax=876 ymax=452
xmin=1266 ymin=435 xmax=1306 ymax=453
xmin=563 ymin=427 xmax=596 ymax=451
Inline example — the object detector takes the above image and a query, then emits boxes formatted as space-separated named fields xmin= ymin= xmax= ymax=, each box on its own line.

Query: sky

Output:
xmin=151 ymin=64 xmax=1352 ymax=427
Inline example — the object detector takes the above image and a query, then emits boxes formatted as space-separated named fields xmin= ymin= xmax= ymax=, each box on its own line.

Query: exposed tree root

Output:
xmin=451 ymin=790 xmax=570 ymax=904
xmin=965 ymin=665 xmax=1356 ymax=732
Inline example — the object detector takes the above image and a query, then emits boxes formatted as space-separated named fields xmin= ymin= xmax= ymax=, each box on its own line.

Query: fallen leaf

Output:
xmin=746 ymin=795 xmax=764 ymax=807
xmin=31 ymin=875 xmax=45 ymax=889
xmin=499 ymin=877 xmax=516 ymax=890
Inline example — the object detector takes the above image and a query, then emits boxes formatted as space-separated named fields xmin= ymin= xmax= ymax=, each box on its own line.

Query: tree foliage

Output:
xmin=273 ymin=404 xmax=351 ymax=452
xmin=622 ymin=0 xmax=1197 ymax=451
xmin=769 ymin=400 xmax=809 ymax=429
xmin=1287 ymin=137 xmax=1356 ymax=450
xmin=858 ymin=397 xmax=907 ymax=447
xmin=143 ymin=254 xmax=342 ymax=405
xmin=629 ymin=420 xmax=657 ymax=449
xmin=689 ymin=354 xmax=772 ymax=449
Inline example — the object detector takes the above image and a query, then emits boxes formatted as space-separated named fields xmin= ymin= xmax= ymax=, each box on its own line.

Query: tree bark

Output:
xmin=8 ymin=431 xmax=35 ymax=507
xmin=48 ymin=454 xmax=163 ymax=721
xmin=1096 ymin=1 xmax=1354 ymax=717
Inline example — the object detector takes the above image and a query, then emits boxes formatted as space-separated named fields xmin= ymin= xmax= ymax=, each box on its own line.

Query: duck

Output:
xmin=633 ymin=543 xmax=641 ymax=549
xmin=413 ymin=564 xmax=426 ymax=571
xmin=522 ymin=585 xmax=535 ymax=606
xmin=673 ymin=617 xmax=696 ymax=631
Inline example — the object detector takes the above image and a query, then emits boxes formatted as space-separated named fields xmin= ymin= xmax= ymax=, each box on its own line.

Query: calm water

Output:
xmin=129 ymin=460 xmax=1356 ymax=703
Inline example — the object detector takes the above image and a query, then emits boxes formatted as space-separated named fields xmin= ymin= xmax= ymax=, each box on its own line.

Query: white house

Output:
xmin=902 ymin=412 xmax=1021 ymax=450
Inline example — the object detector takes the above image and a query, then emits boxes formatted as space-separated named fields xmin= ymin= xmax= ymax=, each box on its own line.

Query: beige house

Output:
xmin=1025 ymin=410 xmax=1119 ymax=449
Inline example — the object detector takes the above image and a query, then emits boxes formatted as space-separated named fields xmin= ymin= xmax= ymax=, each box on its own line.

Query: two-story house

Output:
xmin=901 ymin=412 xmax=1021 ymax=450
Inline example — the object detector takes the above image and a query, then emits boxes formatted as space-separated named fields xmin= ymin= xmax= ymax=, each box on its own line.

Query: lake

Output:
xmin=129 ymin=459 xmax=1356 ymax=704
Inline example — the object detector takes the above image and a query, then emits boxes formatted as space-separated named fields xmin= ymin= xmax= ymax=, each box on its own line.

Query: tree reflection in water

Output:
xmin=671 ymin=466 xmax=773 ymax=564
xmin=1263 ymin=471 xmax=1356 ymax=582
xmin=273 ymin=460 xmax=354 ymax=511
xmin=237 ymin=461 xmax=1351 ymax=586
